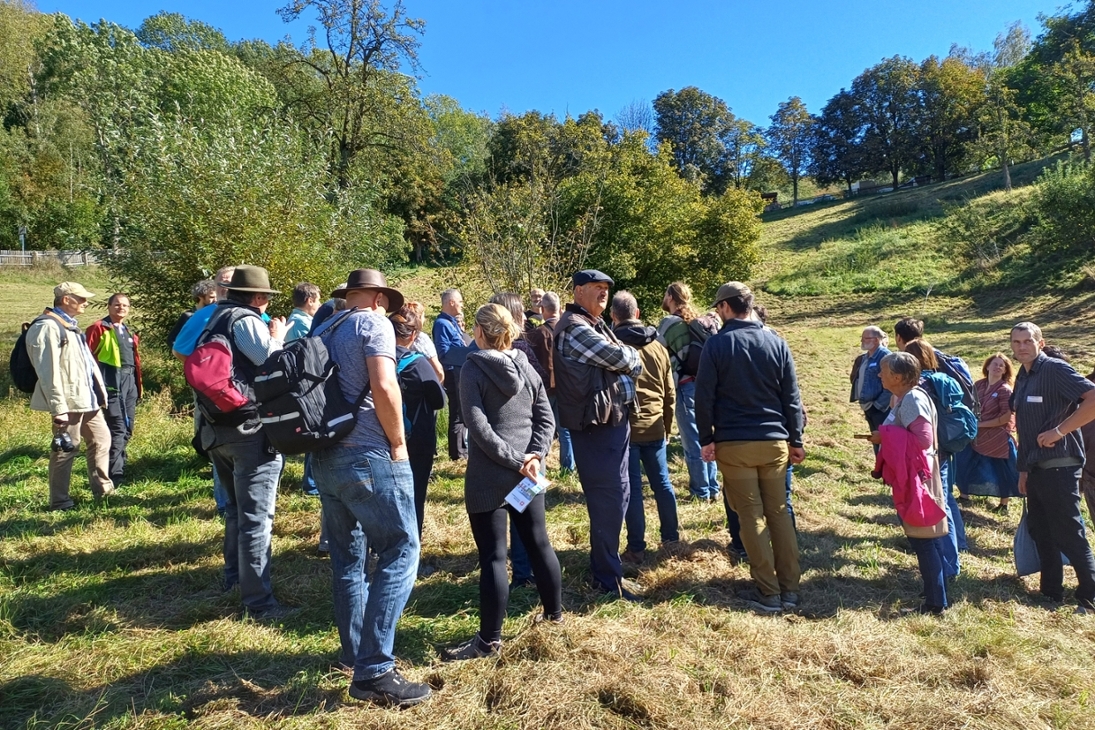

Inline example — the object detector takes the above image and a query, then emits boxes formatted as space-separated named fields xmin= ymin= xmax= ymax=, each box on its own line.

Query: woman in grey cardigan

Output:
xmin=442 ymin=303 xmax=563 ymax=661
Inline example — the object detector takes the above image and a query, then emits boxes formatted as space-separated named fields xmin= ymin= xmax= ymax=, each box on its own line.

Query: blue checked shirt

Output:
xmin=557 ymin=306 xmax=641 ymax=404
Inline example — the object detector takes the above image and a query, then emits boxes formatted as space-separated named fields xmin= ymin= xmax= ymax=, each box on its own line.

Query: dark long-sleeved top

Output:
xmin=694 ymin=318 xmax=804 ymax=448
xmin=460 ymin=348 xmax=555 ymax=513
xmin=1011 ymin=352 xmax=1095 ymax=471
xmin=433 ymin=311 xmax=468 ymax=369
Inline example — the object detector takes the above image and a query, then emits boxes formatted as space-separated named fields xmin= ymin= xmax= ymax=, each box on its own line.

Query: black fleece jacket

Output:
xmin=694 ymin=318 xmax=804 ymax=448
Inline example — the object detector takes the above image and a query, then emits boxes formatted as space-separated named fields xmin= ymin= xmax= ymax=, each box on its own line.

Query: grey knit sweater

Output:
xmin=459 ymin=347 xmax=555 ymax=513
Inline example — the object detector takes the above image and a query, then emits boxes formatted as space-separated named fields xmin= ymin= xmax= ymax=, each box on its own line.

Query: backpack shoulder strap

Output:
xmin=397 ymin=350 xmax=424 ymax=375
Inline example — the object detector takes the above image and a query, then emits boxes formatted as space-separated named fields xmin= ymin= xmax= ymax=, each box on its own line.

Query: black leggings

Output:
xmin=467 ymin=493 xmax=562 ymax=642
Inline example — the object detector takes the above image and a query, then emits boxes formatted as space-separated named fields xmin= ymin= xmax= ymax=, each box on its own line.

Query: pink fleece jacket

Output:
xmin=874 ymin=422 xmax=948 ymax=534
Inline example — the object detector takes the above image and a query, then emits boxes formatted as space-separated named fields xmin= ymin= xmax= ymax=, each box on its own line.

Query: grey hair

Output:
xmin=540 ymin=291 xmax=560 ymax=315
xmin=611 ymin=290 xmax=639 ymax=322
xmin=1011 ymin=321 xmax=1043 ymax=342
xmin=191 ymin=279 xmax=217 ymax=301
xmin=215 ymin=266 xmax=235 ymax=284
xmin=441 ymin=288 xmax=461 ymax=306
xmin=863 ymin=324 xmax=888 ymax=348
xmin=881 ymin=351 xmax=921 ymax=387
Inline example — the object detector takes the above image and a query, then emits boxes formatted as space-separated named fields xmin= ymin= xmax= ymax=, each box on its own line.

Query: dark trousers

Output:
xmin=908 ymin=535 xmax=949 ymax=610
xmin=467 ymin=495 xmax=563 ymax=642
xmin=444 ymin=367 xmax=467 ymax=460
xmin=864 ymin=406 xmax=889 ymax=456
xmin=409 ymin=442 xmax=436 ymax=538
xmin=1028 ymin=466 xmax=1095 ymax=603
xmin=103 ymin=369 xmax=138 ymax=482
xmin=572 ymin=421 xmax=631 ymax=592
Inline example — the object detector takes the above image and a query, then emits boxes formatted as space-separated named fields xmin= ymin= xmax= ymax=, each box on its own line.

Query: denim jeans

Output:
xmin=302 ymin=453 xmax=318 ymax=495
xmin=212 ymin=467 xmax=229 ymax=516
xmin=625 ymin=439 xmax=680 ymax=552
xmin=312 ymin=445 xmax=419 ymax=681
xmin=210 ymin=433 xmax=284 ymax=612
xmin=550 ymin=396 xmax=575 ymax=472
xmin=676 ymin=380 xmax=720 ymax=499
xmin=572 ymin=421 xmax=630 ymax=591
xmin=908 ymin=535 xmax=949 ymax=610
xmin=939 ymin=454 xmax=964 ymax=578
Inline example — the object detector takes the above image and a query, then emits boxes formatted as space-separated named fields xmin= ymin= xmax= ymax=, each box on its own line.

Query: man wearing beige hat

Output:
xmin=26 ymin=282 xmax=114 ymax=510
xmin=310 ymin=269 xmax=431 ymax=708
xmin=695 ymin=281 xmax=805 ymax=614
xmin=193 ymin=265 xmax=292 ymax=622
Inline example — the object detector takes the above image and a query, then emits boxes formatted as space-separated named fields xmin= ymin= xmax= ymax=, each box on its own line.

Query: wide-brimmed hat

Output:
xmin=222 ymin=265 xmax=280 ymax=294
xmin=331 ymin=269 xmax=405 ymax=311
xmin=54 ymin=282 xmax=95 ymax=299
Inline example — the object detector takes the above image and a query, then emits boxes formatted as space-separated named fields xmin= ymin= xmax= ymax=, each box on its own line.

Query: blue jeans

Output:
xmin=908 ymin=535 xmax=949 ymax=610
xmin=939 ymin=454 xmax=965 ymax=578
xmin=212 ymin=466 xmax=229 ymax=516
xmin=302 ymin=454 xmax=318 ymax=495
xmin=210 ymin=433 xmax=283 ymax=612
xmin=312 ymin=445 xmax=419 ymax=681
xmin=676 ymin=380 xmax=720 ymax=499
xmin=941 ymin=453 xmax=968 ymax=551
xmin=550 ymin=397 xmax=575 ymax=472
xmin=625 ymin=439 xmax=680 ymax=552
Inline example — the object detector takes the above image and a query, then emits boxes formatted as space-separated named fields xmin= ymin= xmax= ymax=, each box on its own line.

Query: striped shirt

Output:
xmin=1011 ymin=353 xmax=1095 ymax=471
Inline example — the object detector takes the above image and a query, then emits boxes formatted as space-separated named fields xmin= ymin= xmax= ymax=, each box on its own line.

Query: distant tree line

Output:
xmin=2 ymin=0 xmax=1095 ymax=329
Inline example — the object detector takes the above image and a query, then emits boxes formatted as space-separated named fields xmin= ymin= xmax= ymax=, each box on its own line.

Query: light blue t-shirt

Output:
xmin=174 ymin=303 xmax=272 ymax=356
xmin=315 ymin=309 xmax=396 ymax=453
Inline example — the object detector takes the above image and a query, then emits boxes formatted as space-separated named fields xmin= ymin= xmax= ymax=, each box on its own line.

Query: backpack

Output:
xmin=921 ymin=371 xmax=979 ymax=454
xmin=934 ymin=350 xmax=980 ymax=417
xmin=185 ymin=306 xmax=262 ymax=426
xmin=681 ymin=313 xmax=721 ymax=377
xmin=9 ymin=312 xmax=73 ymax=394
xmin=395 ymin=350 xmax=425 ymax=436
xmin=252 ymin=309 xmax=370 ymax=455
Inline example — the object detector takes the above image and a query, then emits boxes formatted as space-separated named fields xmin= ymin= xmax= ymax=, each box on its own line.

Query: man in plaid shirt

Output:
xmin=553 ymin=270 xmax=643 ymax=600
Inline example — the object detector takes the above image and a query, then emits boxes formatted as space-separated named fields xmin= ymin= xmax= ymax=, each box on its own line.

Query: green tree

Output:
xmin=810 ymin=89 xmax=869 ymax=193
xmin=135 ymin=11 xmax=231 ymax=53
xmin=915 ymin=56 xmax=986 ymax=180
xmin=852 ymin=56 xmax=921 ymax=189
xmin=766 ymin=96 xmax=813 ymax=204
xmin=653 ymin=86 xmax=749 ymax=195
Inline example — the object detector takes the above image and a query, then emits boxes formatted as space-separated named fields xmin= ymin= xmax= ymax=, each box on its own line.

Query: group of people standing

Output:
xmin=854 ymin=318 xmax=1095 ymax=614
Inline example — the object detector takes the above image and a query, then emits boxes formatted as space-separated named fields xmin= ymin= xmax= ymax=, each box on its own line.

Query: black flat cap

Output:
xmin=572 ymin=269 xmax=614 ymax=287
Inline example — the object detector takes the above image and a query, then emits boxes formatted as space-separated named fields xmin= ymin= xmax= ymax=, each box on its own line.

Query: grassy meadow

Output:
xmin=4 ymin=184 xmax=1095 ymax=729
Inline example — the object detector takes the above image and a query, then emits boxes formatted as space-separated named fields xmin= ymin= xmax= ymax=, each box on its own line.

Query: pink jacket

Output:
xmin=874 ymin=424 xmax=948 ymax=536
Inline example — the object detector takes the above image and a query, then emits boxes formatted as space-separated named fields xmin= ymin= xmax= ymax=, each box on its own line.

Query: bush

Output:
xmin=1029 ymin=160 xmax=1095 ymax=254
xmin=936 ymin=195 xmax=1034 ymax=269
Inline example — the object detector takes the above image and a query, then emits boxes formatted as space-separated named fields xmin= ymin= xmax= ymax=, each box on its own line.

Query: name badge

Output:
xmin=1027 ymin=395 xmax=1043 ymax=403
xmin=991 ymin=393 xmax=998 ymax=398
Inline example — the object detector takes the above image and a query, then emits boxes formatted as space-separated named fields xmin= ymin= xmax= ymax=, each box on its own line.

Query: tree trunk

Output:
xmin=1084 ymin=127 xmax=1091 ymax=163
xmin=792 ymin=175 xmax=799 ymax=206
xmin=891 ymin=168 xmax=899 ymax=190
xmin=1002 ymin=156 xmax=1012 ymax=193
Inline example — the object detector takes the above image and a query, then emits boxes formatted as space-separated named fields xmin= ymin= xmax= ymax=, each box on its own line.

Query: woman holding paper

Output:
xmin=443 ymin=303 xmax=562 ymax=661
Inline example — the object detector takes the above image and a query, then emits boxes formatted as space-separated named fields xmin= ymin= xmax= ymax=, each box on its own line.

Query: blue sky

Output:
xmin=40 ymin=0 xmax=1056 ymax=125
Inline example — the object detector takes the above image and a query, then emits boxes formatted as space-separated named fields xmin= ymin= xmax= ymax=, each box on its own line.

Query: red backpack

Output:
xmin=185 ymin=306 xmax=261 ymax=425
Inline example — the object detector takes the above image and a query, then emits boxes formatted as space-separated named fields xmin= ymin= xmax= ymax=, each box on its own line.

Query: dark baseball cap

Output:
xmin=711 ymin=281 xmax=752 ymax=308
xmin=572 ymin=269 xmax=614 ymax=287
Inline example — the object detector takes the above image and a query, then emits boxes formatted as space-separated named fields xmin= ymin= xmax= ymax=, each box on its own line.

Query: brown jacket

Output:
xmin=613 ymin=320 xmax=675 ymax=442
xmin=525 ymin=316 xmax=556 ymax=394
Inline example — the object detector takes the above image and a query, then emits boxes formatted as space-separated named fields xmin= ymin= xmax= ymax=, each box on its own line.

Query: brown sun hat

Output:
xmin=221 ymin=265 xmax=280 ymax=294
xmin=331 ymin=269 xmax=405 ymax=311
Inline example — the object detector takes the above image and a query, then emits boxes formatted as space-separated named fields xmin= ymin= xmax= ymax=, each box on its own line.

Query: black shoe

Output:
xmin=440 ymin=633 xmax=501 ymax=662
xmin=737 ymin=587 xmax=782 ymax=613
xmin=247 ymin=604 xmax=299 ymax=623
xmin=509 ymin=577 xmax=535 ymax=591
xmin=349 ymin=668 xmax=432 ymax=707
xmin=902 ymin=603 xmax=944 ymax=616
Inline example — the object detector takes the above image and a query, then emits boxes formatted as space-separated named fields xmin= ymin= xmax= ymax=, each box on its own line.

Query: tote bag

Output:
xmin=1014 ymin=501 xmax=1070 ymax=577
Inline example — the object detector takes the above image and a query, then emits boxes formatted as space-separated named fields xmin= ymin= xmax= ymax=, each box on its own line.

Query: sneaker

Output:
xmin=737 ymin=587 xmax=782 ymax=613
xmin=991 ymin=503 xmax=1009 ymax=514
xmin=533 ymin=611 xmax=564 ymax=625
xmin=247 ymin=604 xmax=299 ymax=623
xmin=780 ymin=592 xmax=800 ymax=610
xmin=440 ymin=634 xmax=501 ymax=662
xmin=621 ymin=548 xmax=645 ymax=565
xmin=51 ymin=501 xmax=76 ymax=512
xmin=618 ymin=578 xmax=645 ymax=603
xmin=349 ymin=668 xmax=432 ymax=707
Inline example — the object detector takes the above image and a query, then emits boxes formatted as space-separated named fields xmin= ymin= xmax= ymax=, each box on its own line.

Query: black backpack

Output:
xmin=681 ymin=313 xmax=721 ymax=377
xmin=9 ymin=312 xmax=71 ymax=394
xmin=253 ymin=309 xmax=370 ymax=455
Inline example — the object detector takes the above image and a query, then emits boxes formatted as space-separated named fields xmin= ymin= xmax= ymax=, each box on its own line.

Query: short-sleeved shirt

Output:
xmin=885 ymin=386 xmax=937 ymax=440
xmin=174 ymin=304 xmax=271 ymax=357
xmin=411 ymin=330 xmax=438 ymax=359
xmin=1011 ymin=353 xmax=1095 ymax=471
xmin=315 ymin=309 xmax=397 ymax=453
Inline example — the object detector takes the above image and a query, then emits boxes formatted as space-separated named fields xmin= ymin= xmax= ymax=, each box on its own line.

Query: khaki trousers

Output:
xmin=49 ymin=410 xmax=114 ymax=509
xmin=715 ymin=440 xmax=799 ymax=596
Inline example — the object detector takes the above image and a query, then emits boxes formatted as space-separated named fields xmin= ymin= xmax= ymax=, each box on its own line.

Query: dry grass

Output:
xmin=3 ymin=263 xmax=1095 ymax=729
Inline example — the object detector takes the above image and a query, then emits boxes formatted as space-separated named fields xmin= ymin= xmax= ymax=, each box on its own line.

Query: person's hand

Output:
xmin=1018 ymin=471 xmax=1028 ymax=496
xmin=519 ymin=455 xmax=541 ymax=479
xmin=1037 ymin=428 xmax=1063 ymax=448
xmin=701 ymin=443 xmax=716 ymax=462
xmin=268 ymin=316 xmax=287 ymax=342
xmin=868 ymin=432 xmax=881 ymax=445
xmin=391 ymin=444 xmax=408 ymax=462
xmin=52 ymin=413 xmax=69 ymax=428
xmin=788 ymin=446 xmax=806 ymax=464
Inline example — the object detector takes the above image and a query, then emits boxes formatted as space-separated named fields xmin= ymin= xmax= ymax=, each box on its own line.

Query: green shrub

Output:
xmin=1030 ymin=161 xmax=1095 ymax=254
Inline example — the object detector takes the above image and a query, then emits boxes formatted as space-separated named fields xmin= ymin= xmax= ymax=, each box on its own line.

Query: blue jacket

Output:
xmin=694 ymin=319 xmax=804 ymax=448
xmin=850 ymin=346 xmax=892 ymax=412
xmin=433 ymin=311 xmax=468 ymax=369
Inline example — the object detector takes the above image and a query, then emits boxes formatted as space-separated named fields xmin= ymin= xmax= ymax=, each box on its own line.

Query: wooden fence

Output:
xmin=0 ymin=250 xmax=100 ymax=267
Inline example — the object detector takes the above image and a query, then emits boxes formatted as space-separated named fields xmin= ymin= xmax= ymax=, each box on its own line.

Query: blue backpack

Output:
xmin=934 ymin=349 xmax=980 ymax=417
xmin=921 ymin=371 xmax=978 ymax=454
xmin=396 ymin=350 xmax=424 ymax=435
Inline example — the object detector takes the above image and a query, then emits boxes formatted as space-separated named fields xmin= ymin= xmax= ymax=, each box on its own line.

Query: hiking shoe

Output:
xmin=737 ymin=587 xmax=782 ymax=613
xmin=780 ymin=592 xmax=800 ymax=610
xmin=349 ymin=668 xmax=432 ymax=707
xmin=621 ymin=548 xmax=645 ymax=565
xmin=533 ymin=611 xmax=564 ymax=625
xmin=440 ymin=633 xmax=501 ymax=662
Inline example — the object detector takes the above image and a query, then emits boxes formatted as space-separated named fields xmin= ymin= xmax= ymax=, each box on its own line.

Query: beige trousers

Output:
xmin=49 ymin=410 xmax=114 ymax=509
xmin=716 ymin=440 xmax=800 ymax=596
